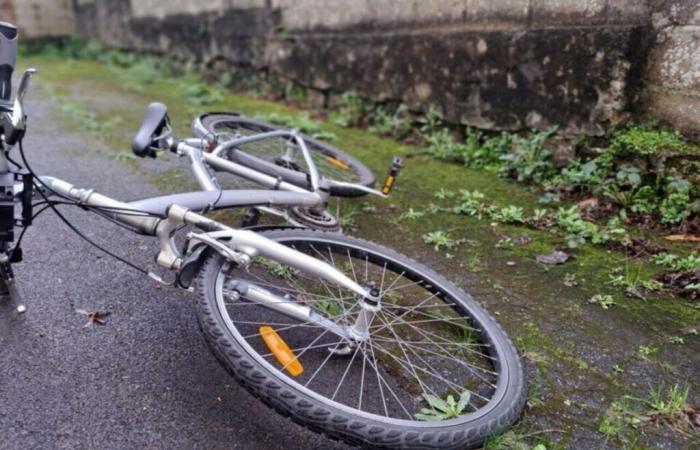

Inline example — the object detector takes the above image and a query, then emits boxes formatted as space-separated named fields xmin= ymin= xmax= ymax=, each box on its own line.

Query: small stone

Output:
xmin=506 ymin=261 xmax=516 ymax=266
xmin=16 ymin=304 xmax=26 ymax=314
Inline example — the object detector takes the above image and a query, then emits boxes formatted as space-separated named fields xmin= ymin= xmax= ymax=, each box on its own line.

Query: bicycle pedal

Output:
xmin=382 ymin=156 xmax=403 ymax=195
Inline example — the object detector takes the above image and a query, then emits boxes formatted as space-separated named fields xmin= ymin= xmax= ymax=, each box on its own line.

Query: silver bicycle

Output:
xmin=135 ymin=105 xmax=401 ymax=231
xmin=0 ymin=22 xmax=525 ymax=450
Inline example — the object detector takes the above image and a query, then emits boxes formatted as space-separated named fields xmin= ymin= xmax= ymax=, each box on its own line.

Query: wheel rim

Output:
xmin=213 ymin=235 xmax=511 ymax=426
xmin=211 ymin=120 xmax=364 ymax=184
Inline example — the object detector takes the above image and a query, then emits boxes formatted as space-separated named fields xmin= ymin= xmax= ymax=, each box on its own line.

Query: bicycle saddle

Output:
xmin=132 ymin=102 xmax=169 ymax=158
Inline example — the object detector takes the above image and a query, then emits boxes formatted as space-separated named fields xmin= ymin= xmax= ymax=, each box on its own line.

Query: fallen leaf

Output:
xmin=512 ymin=236 xmax=532 ymax=246
xmin=536 ymin=251 xmax=570 ymax=265
xmin=577 ymin=197 xmax=598 ymax=210
xmin=625 ymin=286 xmax=646 ymax=300
xmin=664 ymin=234 xmax=700 ymax=242
xmin=75 ymin=308 xmax=111 ymax=328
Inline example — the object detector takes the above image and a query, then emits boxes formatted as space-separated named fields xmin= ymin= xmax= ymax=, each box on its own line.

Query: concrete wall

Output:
xmin=3 ymin=0 xmax=74 ymax=39
xmin=643 ymin=1 xmax=700 ymax=141
xmin=39 ymin=0 xmax=700 ymax=140
xmin=0 ymin=0 xmax=17 ymax=24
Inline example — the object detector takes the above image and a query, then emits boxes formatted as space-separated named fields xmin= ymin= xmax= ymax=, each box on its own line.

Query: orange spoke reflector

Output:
xmin=260 ymin=326 xmax=304 ymax=377
xmin=325 ymin=155 xmax=350 ymax=170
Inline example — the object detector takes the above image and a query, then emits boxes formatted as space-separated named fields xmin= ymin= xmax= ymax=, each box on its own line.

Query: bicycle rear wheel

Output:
xmin=195 ymin=229 xmax=525 ymax=449
xmin=193 ymin=113 xmax=375 ymax=197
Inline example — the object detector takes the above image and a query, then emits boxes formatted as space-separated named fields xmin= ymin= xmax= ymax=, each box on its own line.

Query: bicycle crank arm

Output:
xmin=226 ymin=279 xmax=352 ymax=342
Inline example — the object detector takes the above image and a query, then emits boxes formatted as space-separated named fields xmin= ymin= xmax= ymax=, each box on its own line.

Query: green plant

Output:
xmin=653 ymin=253 xmax=700 ymax=272
xmin=630 ymin=185 xmax=658 ymax=214
xmin=492 ymin=205 xmax=525 ymax=224
xmin=183 ymin=82 xmax=223 ymax=105
xmin=422 ymin=230 xmax=459 ymax=251
xmin=400 ymin=208 xmax=425 ymax=220
xmin=434 ymin=188 xmax=456 ymax=200
xmin=669 ymin=335 xmax=684 ymax=345
xmin=588 ymin=294 xmax=615 ymax=309
xmin=646 ymin=384 xmax=688 ymax=417
xmin=414 ymin=391 xmax=470 ymax=421
xmin=556 ymin=206 xmax=597 ymax=248
xmin=610 ymin=124 xmax=689 ymax=156
xmin=499 ymin=128 xmax=557 ymax=184
xmin=256 ymin=112 xmax=336 ymax=141
xmin=637 ymin=345 xmax=656 ymax=358
xmin=317 ymin=299 xmax=342 ymax=317
xmin=418 ymin=108 xmax=442 ymax=136
xmin=369 ymin=105 xmax=411 ymax=137
xmin=660 ymin=192 xmax=691 ymax=224
xmin=453 ymin=190 xmax=486 ymax=217
xmin=335 ymin=91 xmax=369 ymax=127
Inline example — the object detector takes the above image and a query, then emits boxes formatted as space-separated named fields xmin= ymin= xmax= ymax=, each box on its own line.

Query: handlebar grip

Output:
xmin=0 ymin=22 xmax=17 ymax=106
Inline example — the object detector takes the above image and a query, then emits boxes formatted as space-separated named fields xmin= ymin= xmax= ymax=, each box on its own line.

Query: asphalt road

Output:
xmin=0 ymin=96 xmax=350 ymax=450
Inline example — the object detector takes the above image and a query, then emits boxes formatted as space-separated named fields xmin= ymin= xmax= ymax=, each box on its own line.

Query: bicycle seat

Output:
xmin=132 ymin=102 xmax=169 ymax=158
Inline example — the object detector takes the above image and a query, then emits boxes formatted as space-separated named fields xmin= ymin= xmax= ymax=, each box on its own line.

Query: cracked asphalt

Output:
xmin=0 ymin=95 xmax=350 ymax=450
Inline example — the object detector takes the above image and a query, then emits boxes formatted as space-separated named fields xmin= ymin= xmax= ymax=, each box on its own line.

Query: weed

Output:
xmin=563 ymin=272 xmax=579 ymax=287
xmin=400 ymin=208 xmax=425 ymax=220
xmin=492 ymin=205 xmax=525 ymax=224
xmin=669 ymin=335 xmax=684 ymax=345
xmin=653 ymin=253 xmax=700 ymax=272
xmin=588 ymin=294 xmax=615 ymax=309
xmin=335 ymin=91 xmax=369 ymax=127
xmin=414 ymin=391 xmax=470 ymax=421
xmin=434 ymin=188 xmax=456 ymax=200
xmin=484 ymin=428 xmax=554 ymax=450
xmin=317 ymin=299 xmax=342 ymax=317
xmin=423 ymin=230 xmax=460 ymax=251
xmin=183 ymin=82 xmax=223 ymax=105
xmin=256 ymin=112 xmax=337 ymax=141
xmin=610 ymin=124 xmax=689 ymax=156
xmin=499 ymin=128 xmax=557 ymax=184
xmin=637 ymin=345 xmax=657 ymax=358
xmin=360 ymin=202 xmax=377 ymax=213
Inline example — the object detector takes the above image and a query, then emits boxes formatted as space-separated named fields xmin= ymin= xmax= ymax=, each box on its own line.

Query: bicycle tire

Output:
xmin=193 ymin=113 xmax=375 ymax=197
xmin=194 ymin=229 xmax=525 ymax=449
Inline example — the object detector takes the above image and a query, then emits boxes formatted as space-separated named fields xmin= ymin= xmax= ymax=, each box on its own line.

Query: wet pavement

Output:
xmin=0 ymin=95 xmax=350 ymax=450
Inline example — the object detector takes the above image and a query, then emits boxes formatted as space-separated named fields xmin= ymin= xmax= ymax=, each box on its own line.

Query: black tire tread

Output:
xmin=193 ymin=230 xmax=526 ymax=449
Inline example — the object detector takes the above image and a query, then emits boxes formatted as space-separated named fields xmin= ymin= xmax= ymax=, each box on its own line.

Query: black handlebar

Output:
xmin=0 ymin=22 xmax=17 ymax=109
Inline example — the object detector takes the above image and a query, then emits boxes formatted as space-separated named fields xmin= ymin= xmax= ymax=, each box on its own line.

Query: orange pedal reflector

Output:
xmin=259 ymin=326 xmax=304 ymax=377
xmin=325 ymin=156 xmax=350 ymax=170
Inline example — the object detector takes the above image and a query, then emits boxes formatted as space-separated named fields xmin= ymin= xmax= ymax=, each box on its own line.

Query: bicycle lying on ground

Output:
xmin=139 ymin=107 xmax=402 ymax=231
xmin=0 ymin=22 xmax=524 ymax=450
xmin=133 ymin=104 xmax=399 ymax=231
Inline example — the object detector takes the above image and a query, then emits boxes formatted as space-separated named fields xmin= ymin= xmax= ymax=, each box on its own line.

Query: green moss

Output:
xmin=609 ymin=124 xmax=692 ymax=156
xmin=23 ymin=55 xmax=700 ymax=448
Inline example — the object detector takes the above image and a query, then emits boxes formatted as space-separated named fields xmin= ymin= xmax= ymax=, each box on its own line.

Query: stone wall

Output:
xmin=65 ymin=1 xmax=700 ymax=140
xmin=643 ymin=1 xmax=700 ymax=141
xmin=0 ymin=0 xmax=17 ymax=24
xmin=3 ymin=0 xmax=74 ymax=39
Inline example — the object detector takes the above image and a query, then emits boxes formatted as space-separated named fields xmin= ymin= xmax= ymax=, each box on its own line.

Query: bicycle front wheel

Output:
xmin=194 ymin=229 xmax=525 ymax=449
xmin=193 ymin=113 xmax=375 ymax=197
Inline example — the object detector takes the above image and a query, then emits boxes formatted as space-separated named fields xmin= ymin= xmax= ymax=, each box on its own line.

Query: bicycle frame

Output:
xmin=39 ymin=176 xmax=374 ymax=341
xmin=1 ymin=68 xmax=379 ymax=345
xmin=168 ymin=132 xmax=387 ymax=227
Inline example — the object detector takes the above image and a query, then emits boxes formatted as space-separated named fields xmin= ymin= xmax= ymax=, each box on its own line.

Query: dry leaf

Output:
xmin=75 ymin=308 xmax=111 ymax=328
xmin=664 ymin=234 xmax=700 ymax=242
xmin=536 ymin=251 xmax=570 ymax=265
